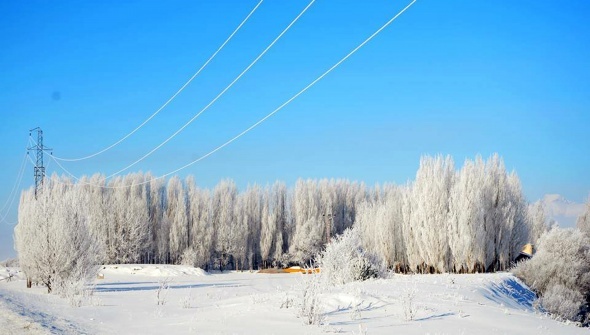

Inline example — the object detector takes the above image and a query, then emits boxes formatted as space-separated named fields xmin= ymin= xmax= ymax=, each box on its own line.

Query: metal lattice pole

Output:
xmin=27 ymin=127 xmax=51 ymax=199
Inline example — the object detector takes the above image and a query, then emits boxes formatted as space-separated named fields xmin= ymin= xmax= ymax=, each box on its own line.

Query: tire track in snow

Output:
xmin=0 ymin=288 xmax=90 ymax=335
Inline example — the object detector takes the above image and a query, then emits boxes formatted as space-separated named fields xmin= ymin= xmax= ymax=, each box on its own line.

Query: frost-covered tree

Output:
xmin=235 ymin=185 xmax=261 ymax=270
xmin=15 ymin=176 xmax=101 ymax=295
xmin=482 ymin=154 xmax=508 ymax=271
xmin=15 ymin=152 xmax=534 ymax=275
xmin=78 ymin=174 xmax=109 ymax=264
xmin=410 ymin=155 xmax=454 ymax=273
xmin=184 ymin=177 xmax=213 ymax=268
xmin=528 ymin=201 xmax=550 ymax=246
xmin=357 ymin=185 xmax=406 ymax=270
xmin=289 ymin=179 xmax=323 ymax=264
xmin=167 ymin=176 xmax=188 ymax=264
xmin=260 ymin=185 xmax=277 ymax=268
xmin=211 ymin=179 xmax=238 ymax=270
xmin=448 ymin=157 xmax=485 ymax=272
xmin=106 ymin=174 xmax=151 ymax=264
xmin=505 ymin=171 xmax=529 ymax=269
xmin=147 ymin=175 xmax=168 ymax=264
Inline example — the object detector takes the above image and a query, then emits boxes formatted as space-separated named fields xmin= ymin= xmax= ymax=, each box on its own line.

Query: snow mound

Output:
xmin=480 ymin=276 xmax=537 ymax=311
xmin=100 ymin=264 xmax=208 ymax=277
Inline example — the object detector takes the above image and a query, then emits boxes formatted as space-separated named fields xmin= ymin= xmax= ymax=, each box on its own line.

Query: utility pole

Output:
xmin=27 ymin=127 xmax=51 ymax=199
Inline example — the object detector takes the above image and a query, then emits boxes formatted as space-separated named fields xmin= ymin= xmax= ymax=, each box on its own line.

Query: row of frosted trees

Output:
xmin=358 ymin=154 xmax=547 ymax=273
xmin=15 ymin=154 xmax=547 ymax=273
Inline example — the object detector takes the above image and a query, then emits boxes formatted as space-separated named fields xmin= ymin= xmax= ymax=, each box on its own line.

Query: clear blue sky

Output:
xmin=1 ymin=0 xmax=589 ymax=260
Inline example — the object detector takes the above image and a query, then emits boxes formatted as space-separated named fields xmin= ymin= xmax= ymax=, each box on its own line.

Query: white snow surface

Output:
xmin=100 ymin=264 xmax=209 ymax=277
xmin=0 ymin=264 xmax=587 ymax=334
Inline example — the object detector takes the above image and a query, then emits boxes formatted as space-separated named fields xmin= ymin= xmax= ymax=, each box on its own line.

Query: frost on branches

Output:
xmin=15 ymin=154 xmax=542 ymax=276
xmin=317 ymin=226 xmax=382 ymax=286
xmin=14 ymin=176 xmax=101 ymax=297
xmin=358 ymin=154 xmax=533 ymax=273
xmin=513 ymin=227 xmax=590 ymax=324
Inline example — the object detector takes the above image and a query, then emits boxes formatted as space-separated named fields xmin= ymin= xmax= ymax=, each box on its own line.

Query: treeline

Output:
xmin=15 ymin=154 xmax=546 ymax=273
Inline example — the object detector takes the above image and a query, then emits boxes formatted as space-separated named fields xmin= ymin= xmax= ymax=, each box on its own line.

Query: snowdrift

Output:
xmin=99 ymin=264 xmax=208 ymax=278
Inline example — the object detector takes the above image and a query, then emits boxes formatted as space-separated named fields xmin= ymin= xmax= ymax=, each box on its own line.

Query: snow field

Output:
xmin=99 ymin=264 xmax=208 ymax=277
xmin=0 ymin=265 xmax=588 ymax=334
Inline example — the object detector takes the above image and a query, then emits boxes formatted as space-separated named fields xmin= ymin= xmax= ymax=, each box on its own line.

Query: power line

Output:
xmin=0 ymin=152 xmax=28 ymax=216
xmin=101 ymin=0 xmax=316 ymax=179
xmin=46 ymin=154 xmax=82 ymax=182
xmin=143 ymin=0 xmax=418 ymax=182
xmin=47 ymin=0 xmax=417 ymax=190
xmin=48 ymin=0 xmax=264 ymax=162
xmin=0 ymin=152 xmax=31 ymax=225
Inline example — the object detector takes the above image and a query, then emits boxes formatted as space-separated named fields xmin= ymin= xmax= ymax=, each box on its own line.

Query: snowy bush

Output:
xmin=317 ymin=227 xmax=383 ymax=286
xmin=513 ymin=227 xmax=590 ymax=323
xmin=157 ymin=277 xmax=171 ymax=306
xmin=298 ymin=269 xmax=325 ymax=326
xmin=180 ymin=287 xmax=193 ymax=309
xmin=401 ymin=283 xmax=418 ymax=321
xmin=540 ymin=284 xmax=586 ymax=322
xmin=180 ymin=247 xmax=199 ymax=267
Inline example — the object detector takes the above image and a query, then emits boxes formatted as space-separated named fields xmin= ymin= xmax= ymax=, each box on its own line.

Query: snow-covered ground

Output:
xmin=0 ymin=264 xmax=586 ymax=334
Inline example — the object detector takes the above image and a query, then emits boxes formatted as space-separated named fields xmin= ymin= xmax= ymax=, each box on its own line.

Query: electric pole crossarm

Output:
xmin=27 ymin=127 xmax=51 ymax=198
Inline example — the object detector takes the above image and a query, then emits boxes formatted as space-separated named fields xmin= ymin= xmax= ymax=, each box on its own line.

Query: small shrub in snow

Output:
xmin=298 ymin=269 xmax=325 ymax=326
xmin=352 ymin=324 xmax=368 ymax=335
xmin=157 ymin=277 xmax=171 ymax=306
xmin=181 ymin=287 xmax=193 ymax=309
xmin=350 ymin=301 xmax=362 ymax=321
xmin=280 ymin=293 xmax=294 ymax=309
xmin=401 ymin=283 xmax=417 ymax=321
xmin=318 ymin=227 xmax=383 ymax=287
xmin=180 ymin=247 xmax=199 ymax=267
xmin=55 ymin=278 xmax=86 ymax=307
xmin=513 ymin=227 xmax=590 ymax=323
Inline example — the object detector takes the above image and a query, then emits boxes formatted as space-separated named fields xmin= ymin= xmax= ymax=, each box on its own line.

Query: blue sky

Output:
xmin=1 ymin=0 xmax=589 ymax=260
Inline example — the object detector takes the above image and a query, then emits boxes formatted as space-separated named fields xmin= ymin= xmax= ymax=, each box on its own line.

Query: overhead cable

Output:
xmin=48 ymin=0 xmax=264 ymax=162
xmin=47 ymin=0 xmax=416 ymax=190
xmin=101 ymin=0 xmax=316 ymax=179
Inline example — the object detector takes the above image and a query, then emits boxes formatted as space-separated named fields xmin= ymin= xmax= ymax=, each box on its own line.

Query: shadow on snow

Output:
xmin=481 ymin=277 xmax=536 ymax=310
xmin=94 ymin=282 xmax=241 ymax=293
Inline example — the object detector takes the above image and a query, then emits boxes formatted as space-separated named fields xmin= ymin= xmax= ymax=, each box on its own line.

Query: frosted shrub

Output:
xmin=180 ymin=289 xmax=193 ymax=309
xmin=513 ymin=228 xmax=590 ymax=323
xmin=540 ymin=284 xmax=585 ymax=322
xmin=402 ymin=283 xmax=417 ymax=321
xmin=157 ymin=277 xmax=171 ymax=306
xmin=180 ymin=247 xmax=199 ymax=267
xmin=318 ymin=227 xmax=383 ymax=287
xmin=298 ymin=268 xmax=325 ymax=326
